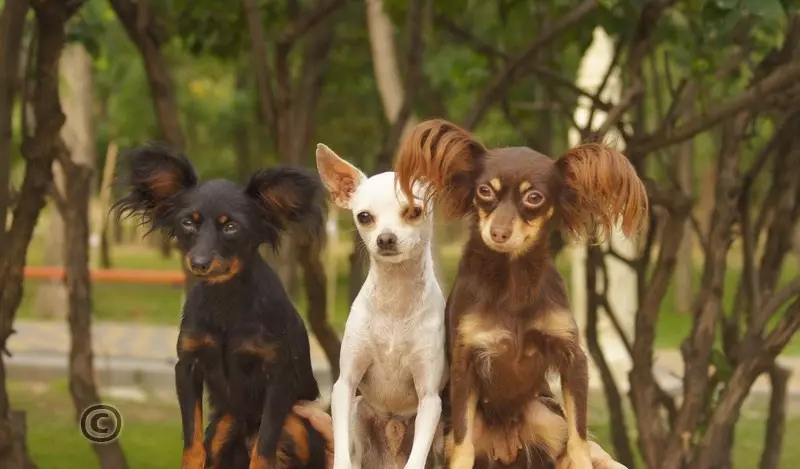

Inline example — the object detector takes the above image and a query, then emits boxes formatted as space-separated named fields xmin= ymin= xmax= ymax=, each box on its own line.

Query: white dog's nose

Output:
xmin=376 ymin=232 xmax=397 ymax=251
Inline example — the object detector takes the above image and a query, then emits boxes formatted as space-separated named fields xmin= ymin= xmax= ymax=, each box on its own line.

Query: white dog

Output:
xmin=316 ymin=144 xmax=447 ymax=469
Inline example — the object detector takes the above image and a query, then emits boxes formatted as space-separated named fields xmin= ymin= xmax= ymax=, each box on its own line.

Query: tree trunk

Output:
xmin=0 ymin=0 xmax=29 ymax=242
xmin=297 ymin=232 xmax=341 ymax=380
xmin=109 ymin=0 xmax=193 ymax=289
xmin=674 ymin=139 xmax=694 ymax=313
xmin=760 ymin=365 xmax=790 ymax=469
xmin=56 ymin=41 xmax=129 ymax=469
xmin=62 ymin=156 xmax=129 ymax=469
xmin=0 ymin=2 xmax=81 ymax=467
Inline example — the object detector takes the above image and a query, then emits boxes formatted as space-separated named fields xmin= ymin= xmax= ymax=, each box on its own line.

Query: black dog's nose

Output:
xmin=376 ymin=233 xmax=397 ymax=251
xmin=189 ymin=256 xmax=212 ymax=273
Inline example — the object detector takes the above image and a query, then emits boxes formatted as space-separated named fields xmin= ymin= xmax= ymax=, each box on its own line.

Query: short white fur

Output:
xmin=316 ymin=144 xmax=447 ymax=469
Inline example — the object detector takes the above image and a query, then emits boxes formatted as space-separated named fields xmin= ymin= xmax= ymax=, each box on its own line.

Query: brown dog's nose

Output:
xmin=490 ymin=227 xmax=511 ymax=244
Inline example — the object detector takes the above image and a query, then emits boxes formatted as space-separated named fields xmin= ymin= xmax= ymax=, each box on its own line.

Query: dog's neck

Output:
xmin=368 ymin=245 xmax=435 ymax=285
xmin=364 ymin=244 xmax=437 ymax=314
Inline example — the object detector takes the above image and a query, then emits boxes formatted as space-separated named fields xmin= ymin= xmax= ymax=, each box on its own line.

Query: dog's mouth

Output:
xmin=185 ymin=256 xmax=242 ymax=284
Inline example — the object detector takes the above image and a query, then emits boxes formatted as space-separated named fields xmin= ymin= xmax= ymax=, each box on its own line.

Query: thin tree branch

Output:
xmin=277 ymin=0 xmax=347 ymax=48
xmin=242 ymin=0 xmax=278 ymax=138
xmin=586 ymin=248 xmax=637 ymax=469
xmin=635 ymin=60 xmax=800 ymax=155
xmin=461 ymin=0 xmax=600 ymax=130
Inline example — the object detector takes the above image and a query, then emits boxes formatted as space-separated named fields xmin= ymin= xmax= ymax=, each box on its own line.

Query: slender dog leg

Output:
xmin=249 ymin=367 xmax=295 ymax=469
xmin=204 ymin=412 xmax=236 ymax=469
xmin=449 ymin=339 xmax=477 ymax=469
xmin=405 ymin=360 xmax=444 ymax=469
xmin=560 ymin=349 xmax=591 ymax=469
xmin=176 ymin=357 xmax=205 ymax=469
xmin=331 ymin=347 xmax=370 ymax=469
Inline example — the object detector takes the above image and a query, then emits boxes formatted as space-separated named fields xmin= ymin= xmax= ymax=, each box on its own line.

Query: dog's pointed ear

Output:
xmin=112 ymin=142 xmax=198 ymax=227
xmin=245 ymin=166 xmax=324 ymax=233
xmin=556 ymin=142 xmax=648 ymax=242
xmin=315 ymin=143 xmax=366 ymax=209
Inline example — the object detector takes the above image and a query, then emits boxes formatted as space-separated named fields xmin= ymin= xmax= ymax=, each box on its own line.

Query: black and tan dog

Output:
xmin=114 ymin=143 xmax=328 ymax=469
xmin=394 ymin=120 xmax=646 ymax=469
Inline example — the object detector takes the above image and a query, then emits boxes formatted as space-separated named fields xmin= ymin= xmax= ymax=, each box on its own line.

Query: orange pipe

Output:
xmin=24 ymin=266 xmax=185 ymax=285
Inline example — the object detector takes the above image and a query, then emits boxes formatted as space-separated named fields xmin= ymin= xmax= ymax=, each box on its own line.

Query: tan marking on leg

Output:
xmin=562 ymin=389 xmax=592 ymax=469
xmin=235 ymin=340 xmax=279 ymax=362
xmin=208 ymin=414 xmax=235 ymax=469
xmin=459 ymin=314 xmax=513 ymax=350
xmin=182 ymin=402 xmax=206 ymax=469
xmin=520 ymin=398 xmax=568 ymax=460
xmin=529 ymin=311 xmax=578 ymax=342
xmin=180 ymin=333 xmax=215 ymax=353
xmin=450 ymin=390 xmax=477 ymax=469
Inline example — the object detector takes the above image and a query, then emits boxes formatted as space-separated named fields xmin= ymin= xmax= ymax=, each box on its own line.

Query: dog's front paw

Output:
xmin=587 ymin=441 xmax=628 ymax=469
xmin=557 ymin=440 xmax=592 ymax=469
xmin=333 ymin=456 xmax=352 ymax=469
xmin=182 ymin=446 xmax=206 ymax=469
xmin=449 ymin=442 xmax=476 ymax=469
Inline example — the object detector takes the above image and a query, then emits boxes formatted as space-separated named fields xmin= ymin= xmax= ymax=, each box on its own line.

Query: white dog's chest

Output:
xmin=357 ymin=326 xmax=417 ymax=413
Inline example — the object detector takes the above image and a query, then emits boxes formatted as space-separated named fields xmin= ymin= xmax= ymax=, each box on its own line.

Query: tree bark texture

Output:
xmin=55 ymin=41 xmax=130 ymax=469
xmin=60 ymin=154 xmax=129 ymax=469
xmin=0 ymin=2 xmax=81 ymax=467
xmin=0 ymin=0 xmax=29 ymax=243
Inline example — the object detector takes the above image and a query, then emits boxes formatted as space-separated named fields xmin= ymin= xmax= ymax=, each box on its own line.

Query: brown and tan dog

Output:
xmin=392 ymin=119 xmax=647 ymax=469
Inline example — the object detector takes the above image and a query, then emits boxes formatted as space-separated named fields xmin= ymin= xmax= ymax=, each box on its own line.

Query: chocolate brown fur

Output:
xmin=393 ymin=120 xmax=648 ymax=468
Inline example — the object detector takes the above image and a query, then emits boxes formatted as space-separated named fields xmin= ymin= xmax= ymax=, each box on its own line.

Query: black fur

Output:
xmin=112 ymin=142 xmax=328 ymax=469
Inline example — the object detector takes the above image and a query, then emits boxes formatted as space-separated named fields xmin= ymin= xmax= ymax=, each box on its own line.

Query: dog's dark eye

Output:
xmin=405 ymin=206 xmax=423 ymax=220
xmin=523 ymin=190 xmax=545 ymax=208
xmin=181 ymin=218 xmax=196 ymax=232
xmin=476 ymin=184 xmax=494 ymax=200
xmin=222 ymin=221 xmax=238 ymax=235
xmin=356 ymin=211 xmax=374 ymax=225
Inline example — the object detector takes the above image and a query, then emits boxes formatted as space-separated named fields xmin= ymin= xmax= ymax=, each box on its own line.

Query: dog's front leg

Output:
xmin=331 ymin=348 xmax=370 ymax=469
xmin=176 ymin=356 xmax=205 ymax=469
xmin=448 ymin=339 xmax=477 ymax=469
xmin=404 ymin=362 xmax=444 ymax=469
xmin=249 ymin=366 xmax=295 ymax=469
xmin=559 ymin=347 xmax=591 ymax=469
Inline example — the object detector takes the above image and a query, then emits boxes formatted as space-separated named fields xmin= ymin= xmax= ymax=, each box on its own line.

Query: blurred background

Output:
xmin=1 ymin=0 xmax=800 ymax=468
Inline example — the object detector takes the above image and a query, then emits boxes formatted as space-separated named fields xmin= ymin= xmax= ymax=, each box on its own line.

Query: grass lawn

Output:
xmin=16 ymin=229 xmax=800 ymax=354
xmin=9 ymin=380 xmax=800 ymax=468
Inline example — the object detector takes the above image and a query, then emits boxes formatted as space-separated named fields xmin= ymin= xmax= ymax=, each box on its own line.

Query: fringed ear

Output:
xmin=112 ymin=142 xmax=198 ymax=231
xmin=393 ymin=119 xmax=487 ymax=218
xmin=556 ymin=142 xmax=648 ymax=242
xmin=315 ymin=143 xmax=367 ymax=209
xmin=245 ymin=166 xmax=325 ymax=240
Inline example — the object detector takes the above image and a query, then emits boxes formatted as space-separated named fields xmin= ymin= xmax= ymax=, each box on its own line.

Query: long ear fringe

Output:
xmin=110 ymin=142 xmax=197 ymax=237
xmin=246 ymin=166 xmax=326 ymax=251
xmin=393 ymin=119 xmax=487 ymax=219
xmin=557 ymin=142 xmax=649 ymax=243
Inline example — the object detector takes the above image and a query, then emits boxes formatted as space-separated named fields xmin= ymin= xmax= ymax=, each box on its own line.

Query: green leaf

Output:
xmin=742 ymin=0 xmax=785 ymax=20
